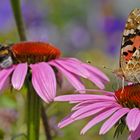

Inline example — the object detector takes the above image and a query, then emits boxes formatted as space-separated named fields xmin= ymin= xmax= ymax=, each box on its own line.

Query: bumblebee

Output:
xmin=0 ymin=42 xmax=61 ymax=68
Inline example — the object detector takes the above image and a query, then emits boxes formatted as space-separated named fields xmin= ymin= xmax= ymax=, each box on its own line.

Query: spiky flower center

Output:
xmin=11 ymin=42 xmax=61 ymax=64
xmin=115 ymin=83 xmax=140 ymax=108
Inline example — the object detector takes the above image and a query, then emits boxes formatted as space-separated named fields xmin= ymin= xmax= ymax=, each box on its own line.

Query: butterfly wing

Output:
xmin=120 ymin=8 xmax=140 ymax=72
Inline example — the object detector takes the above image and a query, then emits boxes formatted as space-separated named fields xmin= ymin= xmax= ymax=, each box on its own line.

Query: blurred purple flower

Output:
xmin=27 ymin=25 xmax=49 ymax=42
xmin=102 ymin=16 xmax=125 ymax=56
xmin=68 ymin=25 xmax=91 ymax=49
xmin=0 ymin=0 xmax=46 ymax=32
xmin=22 ymin=0 xmax=46 ymax=27
xmin=0 ymin=0 xmax=14 ymax=32
xmin=55 ymin=83 xmax=140 ymax=139
xmin=0 ymin=108 xmax=18 ymax=132
xmin=102 ymin=16 xmax=124 ymax=35
xmin=27 ymin=24 xmax=60 ymax=45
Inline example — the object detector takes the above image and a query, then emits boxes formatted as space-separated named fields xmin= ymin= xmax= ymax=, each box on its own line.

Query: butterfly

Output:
xmin=115 ymin=8 xmax=140 ymax=83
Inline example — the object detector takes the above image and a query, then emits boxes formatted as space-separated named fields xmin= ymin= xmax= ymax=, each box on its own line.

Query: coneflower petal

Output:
xmin=30 ymin=62 xmax=56 ymax=102
xmin=128 ymin=123 xmax=140 ymax=140
xmin=54 ymin=94 xmax=116 ymax=102
xmin=71 ymin=101 xmax=118 ymax=118
xmin=12 ymin=63 xmax=28 ymax=90
xmin=60 ymin=57 xmax=109 ymax=82
xmin=99 ymin=108 xmax=130 ymax=135
xmin=53 ymin=58 xmax=90 ymax=78
xmin=81 ymin=106 xmax=121 ymax=134
xmin=58 ymin=114 xmax=74 ymax=128
xmin=126 ymin=108 xmax=140 ymax=131
xmin=49 ymin=61 xmax=85 ymax=93
xmin=82 ymin=63 xmax=109 ymax=82
xmin=0 ymin=66 xmax=15 ymax=90
xmin=73 ymin=107 xmax=108 ymax=121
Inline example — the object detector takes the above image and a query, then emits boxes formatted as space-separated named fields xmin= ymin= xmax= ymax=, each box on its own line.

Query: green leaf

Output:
xmin=114 ymin=122 xmax=126 ymax=138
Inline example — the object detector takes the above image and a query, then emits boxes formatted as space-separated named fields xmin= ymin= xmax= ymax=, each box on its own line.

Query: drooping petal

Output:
xmin=87 ymin=73 xmax=106 ymax=89
xmin=71 ymin=101 xmax=118 ymax=119
xmin=59 ymin=107 xmax=107 ymax=128
xmin=55 ymin=94 xmax=116 ymax=102
xmin=81 ymin=106 xmax=121 ymax=134
xmin=0 ymin=66 xmax=15 ymax=91
xmin=82 ymin=63 xmax=109 ymax=82
xmin=31 ymin=74 xmax=51 ymax=103
xmin=12 ymin=63 xmax=28 ymax=90
xmin=83 ymin=64 xmax=109 ymax=89
xmin=126 ymin=108 xmax=140 ymax=131
xmin=53 ymin=58 xmax=90 ymax=78
xmin=128 ymin=124 xmax=140 ymax=140
xmin=49 ymin=61 xmax=85 ymax=92
xmin=72 ymin=100 xmax=99 ymax=111
xmin=73 ymin=106 xmax=109 ymax=121
xmin=76 ymin=89 xmax=114 ymax=96
xmin=30 ymin=62 xmax=56 ymax=103
xmin=51 ymin=58 xmax=109 ymax=89
xmin=1 ymin=76 xmax=10 ymax=91
xmin=62 ymin=57 xmax=109 ymax=82
xmin=58 ymin=114 xmax=74 ymax=128
xmin=99 ymin=108 xmax=130 ymax=135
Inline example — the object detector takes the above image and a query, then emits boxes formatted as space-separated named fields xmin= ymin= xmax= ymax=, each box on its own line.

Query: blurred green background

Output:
xmin=0 ymin=0 xmax=139 ymax=139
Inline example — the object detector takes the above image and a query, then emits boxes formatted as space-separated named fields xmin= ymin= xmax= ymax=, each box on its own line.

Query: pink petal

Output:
xmin=0 ymin=66 xmax=15 ymax=90
xmin=63 ymin=57 xmax=109 ymax=82
xmin=30 ymin=62 xmax=56 ymax=103
xmin=72 ymin=100 xmax=98 ymax=111
xmin=53 ymin=58 xmax=90 ymax=78
xmin=55 ymin=94 xmax=116 ymax=102
xmin=77 ymin=89 xmax=114 ymax=96
xmin=49 ymin=61 xmax=85 ymax=92
xmin=128 ymin=124 xmax=140 ymax=140
xmin=12 ymin=63 xmax=28 ymax=90
xmin=81 ymin=106 xmax=121 ymax=134
xmin=88 ymin=74 xmax=105 ymax=89
xmin=58 ymin=114 xmax=74 ymax=128
xmin=53 ymin=58 xmax=109 ymax=89
xmin=73 ymin=106 xmax=108 ymax=121
xmin=99 ymin=108 xmax=130 ymax=135
xmin=126 ymin=108 xmax=140 ymax=131
xmin=71 ymin=101 xmax=118 ymax=119
xmin=82 ymin=63 xmax=109 ymax=82
xmin=1 ymin=77 xmax=10 ymax=91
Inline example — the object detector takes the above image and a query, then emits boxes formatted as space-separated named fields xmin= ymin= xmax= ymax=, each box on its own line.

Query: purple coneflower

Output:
xmin=55 ymin=83 xmax=140 ymax=140
xmin=0 ymin=41 xmax=109 ymax=103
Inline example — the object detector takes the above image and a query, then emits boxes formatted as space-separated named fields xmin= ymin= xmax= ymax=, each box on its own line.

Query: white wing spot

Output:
xmin=137 ymin=25 xmax=140 ymax=30
xmin=124 ymin=30 xmax=130 ymax=36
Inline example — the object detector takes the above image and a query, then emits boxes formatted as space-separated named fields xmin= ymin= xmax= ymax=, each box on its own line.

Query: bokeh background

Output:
xmin=0 ymin=0 xmax=139 ymax=140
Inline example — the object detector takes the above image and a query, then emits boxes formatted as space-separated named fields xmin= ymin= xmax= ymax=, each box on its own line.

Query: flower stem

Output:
xmin=10 ymin=1 xmax=41 ymax=140
xmin=41 ymin=104 xmax=52 ymax=140
xmin=10 ymin=0 xmax=27 ymax=41
xmin=27 ymin=80 xmax=41 ymax=140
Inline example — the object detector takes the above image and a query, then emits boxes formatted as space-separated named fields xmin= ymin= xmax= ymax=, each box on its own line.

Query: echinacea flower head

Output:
xmin=0 ymin=41 xmax=109 ymax=103
xmin=55 ymin=83 xmax=140 ymax=140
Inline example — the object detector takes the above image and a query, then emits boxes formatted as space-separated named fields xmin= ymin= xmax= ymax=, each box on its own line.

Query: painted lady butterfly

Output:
xmin=115 ymin=8 xmax=140 ymax=83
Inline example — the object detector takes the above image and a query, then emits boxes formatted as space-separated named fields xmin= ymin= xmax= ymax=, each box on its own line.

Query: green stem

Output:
xmin=27 ymin=81 xmax=41 ymax=140
xmin=10 ymin=1 xmax=41 ymax=140
xmin=10 ymin=0 xmax=27 ymax=41
xmin=41 ymin=104 xmax=52 ymax=140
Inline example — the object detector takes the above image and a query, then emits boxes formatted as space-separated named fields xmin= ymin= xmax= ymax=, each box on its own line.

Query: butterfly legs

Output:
xmin=134 ymin=74 xmax=140 ymax=83
xmin=121 ymin=77 xmax=125 ymax=94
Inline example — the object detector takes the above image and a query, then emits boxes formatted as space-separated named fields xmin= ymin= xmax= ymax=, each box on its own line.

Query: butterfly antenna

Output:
xmin=103 ymin=65 xmax=114 ymax=72
xmin=86 ymin=60 xmax=92 ymax=64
